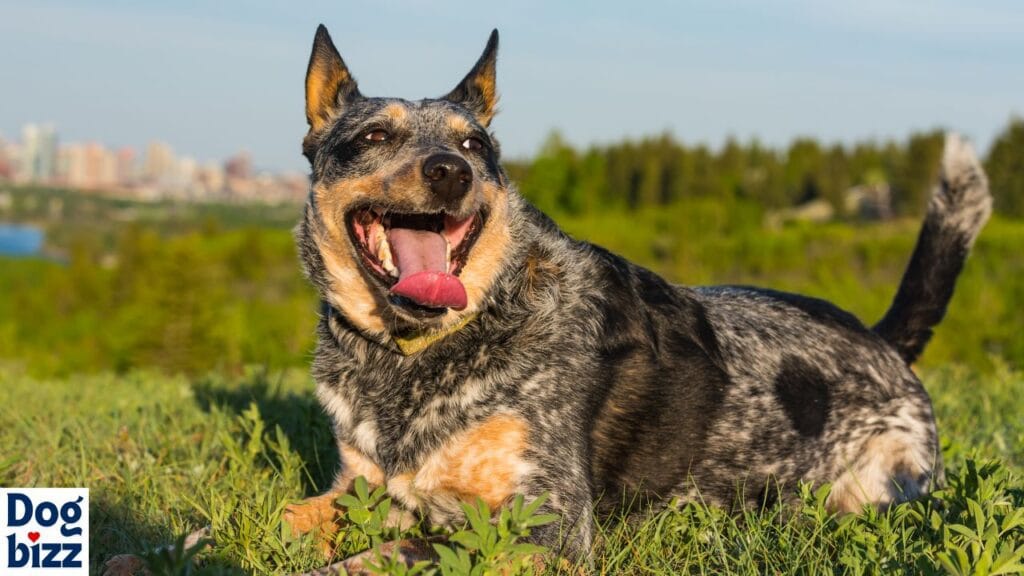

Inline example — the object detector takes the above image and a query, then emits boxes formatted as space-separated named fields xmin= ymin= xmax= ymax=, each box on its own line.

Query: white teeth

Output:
xmin=366 ymin=218 xmax=398 ymax=277
xmin=377 ymin=234 xmax=398 ymax=277
xmin=445 ymin=236 xmax=452 ymax=268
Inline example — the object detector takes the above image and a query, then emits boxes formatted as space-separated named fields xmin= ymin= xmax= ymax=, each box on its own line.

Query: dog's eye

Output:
xmin=461 ymin=137 xmax=485 ymax=152
xmin=364 ymin=129 xmax=390 ymax=143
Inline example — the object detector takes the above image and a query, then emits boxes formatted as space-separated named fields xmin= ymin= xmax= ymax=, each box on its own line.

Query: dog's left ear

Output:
xmin=443 ymin=29 xmax=499 ymax=126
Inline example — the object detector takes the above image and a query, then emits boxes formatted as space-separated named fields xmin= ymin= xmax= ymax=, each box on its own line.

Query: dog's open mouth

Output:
xmin=347 ymin=207 xmax=486 ymax=313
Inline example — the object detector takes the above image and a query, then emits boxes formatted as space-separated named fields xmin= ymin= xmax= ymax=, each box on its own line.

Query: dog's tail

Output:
xmin=873 ymin=134 xmax=992 ymax=364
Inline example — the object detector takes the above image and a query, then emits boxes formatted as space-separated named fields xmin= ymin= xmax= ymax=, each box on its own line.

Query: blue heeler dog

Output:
xmin=285 ymin=24 xmax=992 ymax=571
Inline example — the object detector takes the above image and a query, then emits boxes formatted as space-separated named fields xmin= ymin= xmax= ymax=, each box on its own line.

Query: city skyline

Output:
xmin=2 ymin=0 xmax=1022 ymax=173
xmin=0 ymin=122 xmax=307 ymax=203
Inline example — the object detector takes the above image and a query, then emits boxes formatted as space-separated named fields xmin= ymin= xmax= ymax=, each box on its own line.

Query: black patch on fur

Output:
xmin=773 ymin=355 xmax=831 ymax=437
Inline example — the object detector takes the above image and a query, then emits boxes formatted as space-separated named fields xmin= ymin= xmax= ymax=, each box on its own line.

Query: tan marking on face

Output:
xmin=313 ymin=179 xmax=388 ymax=334
xmin=382 ymin=102 xmax=409 ymax=123
xmin=385 ymin=162 xmax=428 ymax=205
xmin=446 ymin=113 xmax=472 ymax=134
xmin=397 ymin=414 xmax=531 ymax=510
xmin=450 ymin=182 xmax=511 ymax=315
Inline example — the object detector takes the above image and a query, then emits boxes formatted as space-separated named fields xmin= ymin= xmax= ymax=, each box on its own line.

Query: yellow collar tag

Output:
xmin=393 ymin=312 xmax=479 ymax=355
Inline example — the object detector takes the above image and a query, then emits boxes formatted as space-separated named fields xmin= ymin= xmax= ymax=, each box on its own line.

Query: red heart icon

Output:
xmin=27 ymin=531 xmax=40 ymax=543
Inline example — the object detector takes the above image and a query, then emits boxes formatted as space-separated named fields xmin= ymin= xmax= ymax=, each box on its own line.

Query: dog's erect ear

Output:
xmin=305 ymin=24 xmax=361 ymax=134
xmin=443 ymin=30 xmax=499 ymax=126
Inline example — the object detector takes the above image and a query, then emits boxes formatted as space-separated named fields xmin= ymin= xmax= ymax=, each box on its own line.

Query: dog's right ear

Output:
xmin=305 ymin=25 xmax=361 ymax=145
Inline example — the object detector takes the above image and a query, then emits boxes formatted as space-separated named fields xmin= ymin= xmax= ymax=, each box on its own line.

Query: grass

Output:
xmin=1 ymin=362 xmax=1022 ymax=575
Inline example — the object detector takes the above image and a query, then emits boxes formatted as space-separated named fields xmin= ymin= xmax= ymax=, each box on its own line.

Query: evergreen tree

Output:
xmin=891 ymin=130 xmax=944 ymax=216
xmin=985 ymin=117 xmax=1024 ymax=217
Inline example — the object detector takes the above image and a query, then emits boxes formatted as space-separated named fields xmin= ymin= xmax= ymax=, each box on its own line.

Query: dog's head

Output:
xmin=298 ymin=25 xmax=513 ymax=337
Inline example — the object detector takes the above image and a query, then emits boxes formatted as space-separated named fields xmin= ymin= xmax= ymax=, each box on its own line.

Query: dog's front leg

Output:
xmin=283 ymin=442 xmax=387 ymax=555
xmin=518 ymin=458 xmax=596 ymax=568
xmin=531 ymin=493 xmax=594 ymax=565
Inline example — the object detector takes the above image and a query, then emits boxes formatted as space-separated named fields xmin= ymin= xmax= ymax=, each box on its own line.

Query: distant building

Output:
xmin=177 ymin=156 xmax=198 ymax=199
xmin=844 ymin=183 xmax=893 ymax=221
xmin=19 ymin=123 xmax=58 ymax=183
xmin=116 ymin=147 xmax=137 ymax=187
xmin=224 ymin=150 xmax=252 ymax=180
xmin=60 ymin=142 xmax=118 ymax=189
xmin=6 ymin=124 xmax=309 ymax=203
xmin=144 ymin=141 xmax=177 ymax=187
xmin=61 ymin=143 xmax=86 ymax=186
xmin=94 ymin=142 xmax=118 ymax=188
xmin=765 ymin=198 xmax=836 ymax=229
xmin=197 ymin=162 xmax=226 ymax=196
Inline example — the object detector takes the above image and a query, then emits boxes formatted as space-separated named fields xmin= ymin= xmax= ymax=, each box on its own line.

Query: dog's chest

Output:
xmin=341 ymin=407 xmax=534 ymax=520
xmin=319 ymin=372 xmax=535 ymax=520
xmin=385 ymin=413 xmax=535 ymax=517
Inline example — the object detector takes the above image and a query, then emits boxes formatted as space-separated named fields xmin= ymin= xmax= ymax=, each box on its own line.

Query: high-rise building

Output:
xmin=61 ymin=143 xmax=85 ymax=186
xmin=116 ymin=148 xmax=136 ymax=187
xmin=197 ymin=161 xmax=225 ymax=196
xmin=176 ymin=156 xmax=198 ymax=198
xmin=87 ymin=142 xmax=117 ymax=188
xmin=19 ymin=123 xmax=58 ymax=183
xmin=38 ymin=125 xmax=58 ymax=183
xmin=62 ymin=142 xmax=117 ymax=189
xmin=5 ymin=125 xmax=306 ymax=203
xmin=143 ymin=141 xmax=177 ymax=186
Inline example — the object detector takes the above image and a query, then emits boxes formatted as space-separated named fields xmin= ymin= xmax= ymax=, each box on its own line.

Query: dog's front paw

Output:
xmin=284 ymin=492 xmax=347 ymax=557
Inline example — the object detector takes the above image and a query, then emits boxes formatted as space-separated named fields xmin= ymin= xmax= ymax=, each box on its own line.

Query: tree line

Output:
xmin=505 ymin=117 xmax=1024 ymax=218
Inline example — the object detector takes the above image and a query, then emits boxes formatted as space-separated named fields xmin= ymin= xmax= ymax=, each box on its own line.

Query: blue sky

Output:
xmin=1 ymin=0 xmax=1021 ymax=172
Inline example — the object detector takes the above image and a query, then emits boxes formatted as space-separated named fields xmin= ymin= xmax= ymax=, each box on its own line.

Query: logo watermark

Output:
xmin=1 ymin=488 xmax=89 ymax=575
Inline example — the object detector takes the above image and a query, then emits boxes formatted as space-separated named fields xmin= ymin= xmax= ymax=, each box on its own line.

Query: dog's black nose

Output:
xmin=422 ymin=153 xmax=472 ymax=202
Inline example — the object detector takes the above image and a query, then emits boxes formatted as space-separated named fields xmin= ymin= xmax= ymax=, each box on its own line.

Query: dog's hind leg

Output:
xmin=826 ymin=427 xmax=942 ymax=513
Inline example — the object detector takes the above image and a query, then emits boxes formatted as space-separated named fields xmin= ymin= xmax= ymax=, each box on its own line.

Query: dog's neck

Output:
xmin=392 ymin=312 xmax=481 ymax=355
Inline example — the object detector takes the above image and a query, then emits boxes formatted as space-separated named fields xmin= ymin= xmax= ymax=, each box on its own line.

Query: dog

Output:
xmin=286 ymin=23 xmax=992 ymax=568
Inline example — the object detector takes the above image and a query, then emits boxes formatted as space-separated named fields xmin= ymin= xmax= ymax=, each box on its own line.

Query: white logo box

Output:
xmin=1 ymin=488 xmax=89 ymax=576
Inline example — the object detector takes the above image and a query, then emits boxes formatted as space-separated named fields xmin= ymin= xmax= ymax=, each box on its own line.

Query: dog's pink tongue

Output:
xmin=387 ymin=228 xmax=467 ymax=310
